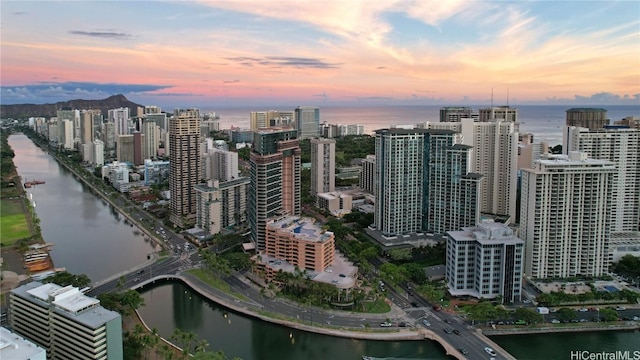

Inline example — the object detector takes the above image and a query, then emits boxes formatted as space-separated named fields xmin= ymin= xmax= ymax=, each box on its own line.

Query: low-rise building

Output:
xmin=317 ymin=191 xmax=352 ymax=217
xmin=0 ymin=327 xmax=46 ymax=360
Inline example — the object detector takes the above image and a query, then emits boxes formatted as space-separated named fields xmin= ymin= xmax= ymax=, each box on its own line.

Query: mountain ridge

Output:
xmin=0 ymin=94 xmax=145 ymax=118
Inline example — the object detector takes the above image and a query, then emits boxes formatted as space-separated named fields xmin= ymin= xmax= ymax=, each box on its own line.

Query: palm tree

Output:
xmin=194 ymin=339 xmax=210 ymax=353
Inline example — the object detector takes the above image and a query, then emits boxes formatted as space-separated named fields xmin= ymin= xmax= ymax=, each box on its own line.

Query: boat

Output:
xmin=362 ymin=356 xmax=374 ymax=360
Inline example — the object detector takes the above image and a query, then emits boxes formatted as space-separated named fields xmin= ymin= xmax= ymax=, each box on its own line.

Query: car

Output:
xmin=398 ymin=322 xmax=407 ymax=327
xmin=411 ymin=301 xmax=419 ymax=307
xmin=422 ymin=320 xmax=431 ymax=327
xmin=615 ymin=306 xmax=626 ymax=311
xmin=579 ymin=307 xmax=588 ymax=312
xmin=579 ymin=318 xmax=588 ymax=322
xmin=443 ymin=328 xmax=452 ymax=334
xmin=136 ymin=269 xmax=145 ymax=274
xmin=444 ymin=318 xmax=451 ymax=324
xmin=551 ymin=319 xmax=560 ymax=324
xmin=380 ymin=322 xmax=392 ymax=327
xmin=485 ymin=347 xmax=497 ymax=356
xmin=133 ymin=277 xmax=140 ymax=282
xmin=458 ymin=347 xmax=468 ymax=355
xmin=452 ymin=329 xmax=461 ymax=335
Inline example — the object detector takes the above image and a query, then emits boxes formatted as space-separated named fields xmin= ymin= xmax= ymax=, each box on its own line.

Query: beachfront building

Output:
xmin=248 ymin=128 xmax=301 ymax=250
xmin=446 ymin=221 xmax=524 ymax=303
xmin=520 ymin=152 xmax=615 ymax=279
xmin=565 ymin=108 xmax=608 ymax=130
xmin=294 ymin=106 xmax=320 ymax=139
xmin=439 ymin=106 xmax=476 ymax=122
xmin=250 ymin=110 xmax=294 ymax=130
xmin=9 ymin=282 xmax=123 ymax=360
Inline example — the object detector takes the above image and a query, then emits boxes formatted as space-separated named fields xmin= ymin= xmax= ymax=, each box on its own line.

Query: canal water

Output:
xmin=9 ymin=133 xmax=639 ymax=359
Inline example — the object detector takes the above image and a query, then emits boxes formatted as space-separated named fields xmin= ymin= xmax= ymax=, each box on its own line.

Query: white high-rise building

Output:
xmin=92 ymin=139 xmax=105 ymax=166
xmin=564 ymin=126 xmax=640 ymax=232
xmin=446 ymin=220 xmax=524 ymax=303
xmin=142 ymin=120 xmax=160 ymax=160
xmin=9 ymin=282 xmax=123 ymax=360
xmin=202 ymin=148 xmax=239 ymax=182
xmin=60 ymin=119 xmax=74 ymax=149
xmin=109 ymin=107 xmax=131 ymax=137
xmin=520 ymin=152 xmax=615 ymax=279
xmin=310 ymin=138 xmax=335 ymax=197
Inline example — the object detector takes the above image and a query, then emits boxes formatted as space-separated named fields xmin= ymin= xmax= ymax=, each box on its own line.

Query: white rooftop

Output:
xmin=0 ymin=327 xmax=46 ymax=360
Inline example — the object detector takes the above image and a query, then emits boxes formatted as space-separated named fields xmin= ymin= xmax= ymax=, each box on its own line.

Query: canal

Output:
xmin=9 ymin=133 xmax=639 ymax=360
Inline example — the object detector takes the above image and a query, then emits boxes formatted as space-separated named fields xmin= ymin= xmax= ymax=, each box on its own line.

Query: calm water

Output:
xmin=8 ymin=133 xmax=158 ymax=282
xmin=139 ymin=281 xmax=450 ymax=360
xmin=208 ymin=104 xmax=640 ymax=146
xmin=140 ymin=282 xmax=640 ymax=360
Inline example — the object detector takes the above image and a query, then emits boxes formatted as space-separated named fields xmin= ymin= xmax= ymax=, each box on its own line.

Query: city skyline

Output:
xmin=1 ymin=1 xmax=638 ymax=108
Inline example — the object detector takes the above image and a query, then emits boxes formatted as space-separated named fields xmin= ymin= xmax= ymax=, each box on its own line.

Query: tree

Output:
xmin=513 ymin=307 xmax=543 ymax=324
xmin=599 ymin=308 xmax=619 ymax=322
xmin=42 ymin=271 xmax=91 ymax=288
xmin=556 ymin=307 xmax=577 ymax=322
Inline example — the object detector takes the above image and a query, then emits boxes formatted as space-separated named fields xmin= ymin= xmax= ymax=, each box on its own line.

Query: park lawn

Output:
xmin=0 ymin=199 xmax=30 ymax=246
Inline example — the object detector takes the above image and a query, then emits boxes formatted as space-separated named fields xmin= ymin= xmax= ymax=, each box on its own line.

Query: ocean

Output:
xmin=205 ymin=104 xmax=640 ymax=146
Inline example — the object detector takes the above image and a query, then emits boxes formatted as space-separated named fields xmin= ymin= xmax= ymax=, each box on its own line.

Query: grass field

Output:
xmin=0 ymin=198 xmax=30 ymax=246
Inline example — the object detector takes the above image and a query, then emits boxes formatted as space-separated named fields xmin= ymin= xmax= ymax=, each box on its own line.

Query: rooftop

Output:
xmin=267 ymin=216 xmax=333 ymax=243
xmin=12 ymin=281 xmax=121 ymax=329
xmin=0 ymin=327 xmax=46 ymax=360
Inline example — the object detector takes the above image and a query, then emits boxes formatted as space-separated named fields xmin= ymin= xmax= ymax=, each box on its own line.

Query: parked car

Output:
xmin=380 ymin=322 xmax=392 ymax=327
xmin=551 ymin=319 xmax=560 ymax=324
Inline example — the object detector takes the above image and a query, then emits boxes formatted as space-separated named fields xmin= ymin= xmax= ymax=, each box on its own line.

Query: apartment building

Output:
xmin=520 ymin=152 xmax=615 ymax=279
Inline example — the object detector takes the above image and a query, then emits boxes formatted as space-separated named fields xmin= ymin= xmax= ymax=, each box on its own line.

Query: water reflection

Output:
xmin=138 ymin=281 xmax=449 ymax=360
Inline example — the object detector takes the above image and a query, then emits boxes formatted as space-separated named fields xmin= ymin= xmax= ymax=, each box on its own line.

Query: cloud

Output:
xmin=222 ymin=80 xmax=240 ymax=84
xmin=69 ymin=30 xmax=132 ymax=40
xmin=0 ymin=82 xmax=171 ymax=104
xmin=225 ymin=56 xmax=341 ymax=69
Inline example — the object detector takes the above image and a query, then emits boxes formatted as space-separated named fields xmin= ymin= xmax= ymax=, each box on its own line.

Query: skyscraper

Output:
xmin=248 ymin=128 xmax=301 ymax=250
xmin=419 ymin=118 xmax=519 ymax=221
xmin=439 ymin=106 xmax=475 ymax=122
xmin=564 ymin=126 xmax=640 ymax=232
xmin=373 ymin=128 xmax=481 ymax=239
xmin=142 ymin=119 xmax=160 ymax=160
xmin=565 ymin=108 xmax=608 ymax=130
xmin=169 ymin=108 xmax=201 ymax=227
xmin=108 ymin=107 xmax=131 ymax=137
xmin=294 ymin=106 xmax=320 ymax=139
xmin=520 ymin=152 xmax=615 ymax=279
xmin=310 ymin=138 xmax=335 ymax=197
xmin=250 ymin=110 xmax=294 ymax=130
xmin=478 ymin=106 xmax=518 ymax=122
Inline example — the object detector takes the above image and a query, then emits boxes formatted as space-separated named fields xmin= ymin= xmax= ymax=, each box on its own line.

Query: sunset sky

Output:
xmin=1 ymin=0 xmax=639 ymax=108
